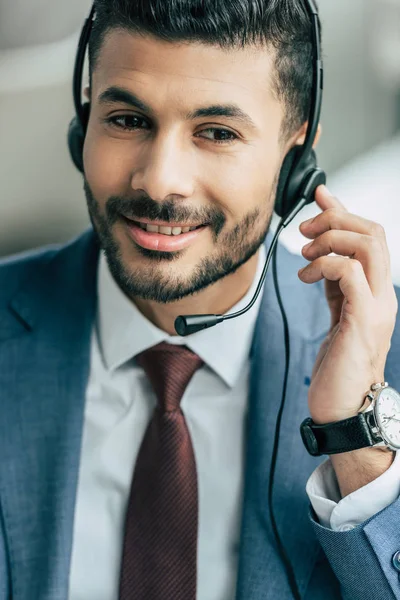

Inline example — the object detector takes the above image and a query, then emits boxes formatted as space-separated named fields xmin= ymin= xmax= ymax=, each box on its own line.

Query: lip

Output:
xmin=123 ymin=217 xmax=208 ymax=252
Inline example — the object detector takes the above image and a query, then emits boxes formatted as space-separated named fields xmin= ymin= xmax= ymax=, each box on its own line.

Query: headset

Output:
xmin=68 ymin=2 xmax=325 ymax=598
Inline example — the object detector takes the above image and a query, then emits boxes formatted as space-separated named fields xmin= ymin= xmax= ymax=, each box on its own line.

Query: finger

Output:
xmin=302 ymin=230 xmax=389 ymax=296
xmin=300 ymin=206 xmax=387 ymax=247
xmin=324 ymin=279 xmax=345 ymax=328
xmin=299 ymin=256 xmax=373 ymax=311
xmin=315 ymin=185 xmax=347 ymax=211
xmin=300 ymin=208 xmax=391 ymax=283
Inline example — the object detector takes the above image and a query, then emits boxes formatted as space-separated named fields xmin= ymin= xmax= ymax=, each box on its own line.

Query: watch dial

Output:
xmin=375 ymin=387 xmax=400 ymax=449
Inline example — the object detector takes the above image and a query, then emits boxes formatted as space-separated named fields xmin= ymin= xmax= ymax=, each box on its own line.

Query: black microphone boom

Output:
xmin=174 ymin=226 xmax=282 ymax=336
xmin=173 ymin=188 xmax=323 ymax=337
xmin=174 ymin=168 xmax=325 ymax=337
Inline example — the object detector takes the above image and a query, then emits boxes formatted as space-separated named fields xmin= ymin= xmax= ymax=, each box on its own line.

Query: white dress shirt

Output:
xmin=68 ymin=246 xmax=400 ymax=599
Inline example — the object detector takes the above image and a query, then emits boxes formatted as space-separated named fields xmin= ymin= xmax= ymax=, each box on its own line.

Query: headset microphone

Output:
xmin=175 ymin=167 xmax=325 ymax=336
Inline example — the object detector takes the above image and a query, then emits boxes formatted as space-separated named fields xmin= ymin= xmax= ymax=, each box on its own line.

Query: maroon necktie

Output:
xmin=119 ymin=342 xmax=204 ymax=600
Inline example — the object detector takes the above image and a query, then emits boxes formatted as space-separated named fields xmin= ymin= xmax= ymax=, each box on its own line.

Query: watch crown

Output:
xmin=300 ymin=418 xmax=321 ymax=457
xmin=371 ymin=382 xmax=389 ymax=391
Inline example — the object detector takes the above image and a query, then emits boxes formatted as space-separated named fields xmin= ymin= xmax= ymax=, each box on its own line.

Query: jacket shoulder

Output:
xmin=0 ymin=229 xmax=98 ymax=308
xmin=0 ymin=243 xmax=62 ymax=304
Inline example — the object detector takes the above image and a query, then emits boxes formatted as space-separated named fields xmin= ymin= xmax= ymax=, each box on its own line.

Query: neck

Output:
xmin=133 ymin=251 xmax=260 ymax=335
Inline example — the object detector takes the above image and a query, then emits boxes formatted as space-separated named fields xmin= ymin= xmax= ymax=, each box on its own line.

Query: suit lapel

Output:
xmin=0 ymin=230 xmax=99 ymax=599
xmin=236 ymin=244 xmax=330 ymax=600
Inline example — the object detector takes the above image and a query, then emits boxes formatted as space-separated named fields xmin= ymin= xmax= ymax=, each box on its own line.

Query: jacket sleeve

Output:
xmin=310 ymin=497 xmax=400 ymax=600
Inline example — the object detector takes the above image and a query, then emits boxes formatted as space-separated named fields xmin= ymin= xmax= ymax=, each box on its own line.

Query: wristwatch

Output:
xmin=300 ymin=382 xmax=400 ymax=456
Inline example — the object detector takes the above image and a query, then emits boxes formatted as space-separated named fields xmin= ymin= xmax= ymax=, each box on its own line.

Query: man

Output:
xmin=0 ymin=1 xmax=399 ymax=599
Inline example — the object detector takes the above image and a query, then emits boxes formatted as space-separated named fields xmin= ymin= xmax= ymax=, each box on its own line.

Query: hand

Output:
xmin=298 ymin=185 xmax=398 ymax=425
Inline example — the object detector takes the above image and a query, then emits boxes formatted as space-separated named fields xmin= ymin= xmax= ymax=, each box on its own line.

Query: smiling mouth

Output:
xmin=124 ymin=217 xmax=206 ymax=236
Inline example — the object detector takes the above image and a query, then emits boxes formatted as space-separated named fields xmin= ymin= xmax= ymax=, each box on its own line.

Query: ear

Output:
xmin=84 ymin=86 xmax=90 ymax=101
xmin=294 ymin=122 xmax=322 ymax=148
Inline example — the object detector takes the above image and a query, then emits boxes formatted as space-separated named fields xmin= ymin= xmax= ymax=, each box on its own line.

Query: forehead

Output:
xmin=92 ymin=29 xmax=280 ymax=114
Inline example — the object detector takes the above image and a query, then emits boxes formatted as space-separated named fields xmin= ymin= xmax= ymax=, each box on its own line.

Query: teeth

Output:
xmin=140 ymin=223 xmax=200 ymax=235
xmin=159 ymin=226 xmax=172 ymax=235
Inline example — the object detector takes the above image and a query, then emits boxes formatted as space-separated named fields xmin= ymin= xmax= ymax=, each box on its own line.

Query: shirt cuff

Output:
xmin=306 ymin=451 xmax=400 ymax=531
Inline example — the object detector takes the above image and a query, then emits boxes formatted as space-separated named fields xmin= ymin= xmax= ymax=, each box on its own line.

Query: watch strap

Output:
xmin=300 ymin=412 xmax=377 ymax=456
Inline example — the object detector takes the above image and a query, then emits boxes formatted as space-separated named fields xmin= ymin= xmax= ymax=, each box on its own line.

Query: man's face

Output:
xmin=84 ymin=31 xmax=290 ymax=303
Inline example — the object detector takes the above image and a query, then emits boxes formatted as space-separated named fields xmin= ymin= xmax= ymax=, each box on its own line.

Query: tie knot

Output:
xmin=136 ymin=342 xmax=204 ymax=412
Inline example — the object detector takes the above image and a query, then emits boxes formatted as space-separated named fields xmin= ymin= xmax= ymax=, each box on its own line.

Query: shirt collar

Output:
xmin=97 ymin=245 xmax=266 ymax=388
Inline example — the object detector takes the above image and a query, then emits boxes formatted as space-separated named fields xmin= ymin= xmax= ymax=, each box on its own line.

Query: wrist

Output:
xmin=311 ymin=409 xmax=361 ymax=426
xmin=310 ymin=397 xmax=368 ymax=426
xmin=330 ymin=446 xmax=395 ymax=497
xmin=309 ymin=377 xmax=387 ymax=425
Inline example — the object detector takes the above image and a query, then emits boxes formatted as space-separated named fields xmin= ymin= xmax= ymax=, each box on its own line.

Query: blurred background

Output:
xmin=0 ymin=0 xmax=399 ymax=275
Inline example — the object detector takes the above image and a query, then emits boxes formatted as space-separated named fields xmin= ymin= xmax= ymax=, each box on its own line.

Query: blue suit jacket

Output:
xmin=0 ymin=229 xmax=400 ymax=599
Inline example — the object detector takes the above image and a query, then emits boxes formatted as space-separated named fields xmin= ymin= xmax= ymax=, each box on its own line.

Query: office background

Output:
xmin=0 ymin=0 xmax=399 ymax=272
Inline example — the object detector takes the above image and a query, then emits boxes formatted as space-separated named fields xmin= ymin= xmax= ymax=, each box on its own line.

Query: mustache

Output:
xmin=106 ymin=194 xmax=226 ymax=235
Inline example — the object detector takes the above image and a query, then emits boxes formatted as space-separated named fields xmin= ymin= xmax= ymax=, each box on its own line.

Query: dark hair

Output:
xmin=88 ymin=0 xmax=321 ymax=139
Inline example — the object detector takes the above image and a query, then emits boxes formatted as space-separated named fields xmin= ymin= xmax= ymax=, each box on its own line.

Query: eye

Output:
xmin=197 ymin=128 xmax=238 ymax=144
xmin=105 ymin=115 xmax=150 ymax=131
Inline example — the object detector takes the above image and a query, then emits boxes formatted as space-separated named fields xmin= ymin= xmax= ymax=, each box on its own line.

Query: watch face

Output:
xmin=375 ymin=387 xmax=400 ymax=449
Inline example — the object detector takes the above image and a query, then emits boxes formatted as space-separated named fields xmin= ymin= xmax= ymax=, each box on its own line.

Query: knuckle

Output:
xmin=347 ymin=258 xmax=363 ymax=276
xmin=313 ymin=256 xmax=326 ymax=271
xmin=323 ymin=229 xmax=335 ymax=242
xmin=370 ymin=222 xmax=385 ymax=238
xmin=325 ymin=207 xmax=341 ymax=228
xmin=325 ymin=207 xmax=338 ymax=217
xmin=319 ymin=230 xmax=335 ymax=247
xmin=363 ymin=234 xmax=382 ymax=253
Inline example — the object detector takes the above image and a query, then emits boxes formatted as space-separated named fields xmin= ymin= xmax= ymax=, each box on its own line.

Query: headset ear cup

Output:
xmin=274 ymin=147 xmax=300 ymax=218
xmin=67 ymin=102 xmax=90 ymax=174
xmin=275 ymin=148 xmax=319 ymax=218
xmin=68 ymin=117 xmax=85 ymax=173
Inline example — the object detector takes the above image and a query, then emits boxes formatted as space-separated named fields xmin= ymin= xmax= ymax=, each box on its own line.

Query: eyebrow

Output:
xmin=98 ymin=87 xmax=153 ymax=114
xmin=187 ymin=104 xmax=257 ymax=130
xmin=98 ymin=86 xmax=258 ymax=131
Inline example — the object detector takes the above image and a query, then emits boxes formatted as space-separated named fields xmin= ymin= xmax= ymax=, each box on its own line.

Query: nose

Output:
xmin=130 ymin=131 xmax=195 ymax=203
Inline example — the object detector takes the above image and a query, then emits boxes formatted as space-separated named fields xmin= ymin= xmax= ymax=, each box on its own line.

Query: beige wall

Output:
xmin=0 ymin=0 xmax=92 ymax=49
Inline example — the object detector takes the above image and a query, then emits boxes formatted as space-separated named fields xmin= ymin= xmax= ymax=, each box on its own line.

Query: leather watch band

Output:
xmin=300 ymin=411 xmax=377 ymax=456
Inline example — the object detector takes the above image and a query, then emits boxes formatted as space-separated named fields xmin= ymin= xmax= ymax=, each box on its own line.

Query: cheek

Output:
xmin=203 ymin=148 xmax=279 ymax=221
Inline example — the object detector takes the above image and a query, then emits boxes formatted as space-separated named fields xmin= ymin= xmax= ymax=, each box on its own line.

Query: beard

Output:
xmin=84 ymin=179 xmax=275 ymax=304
